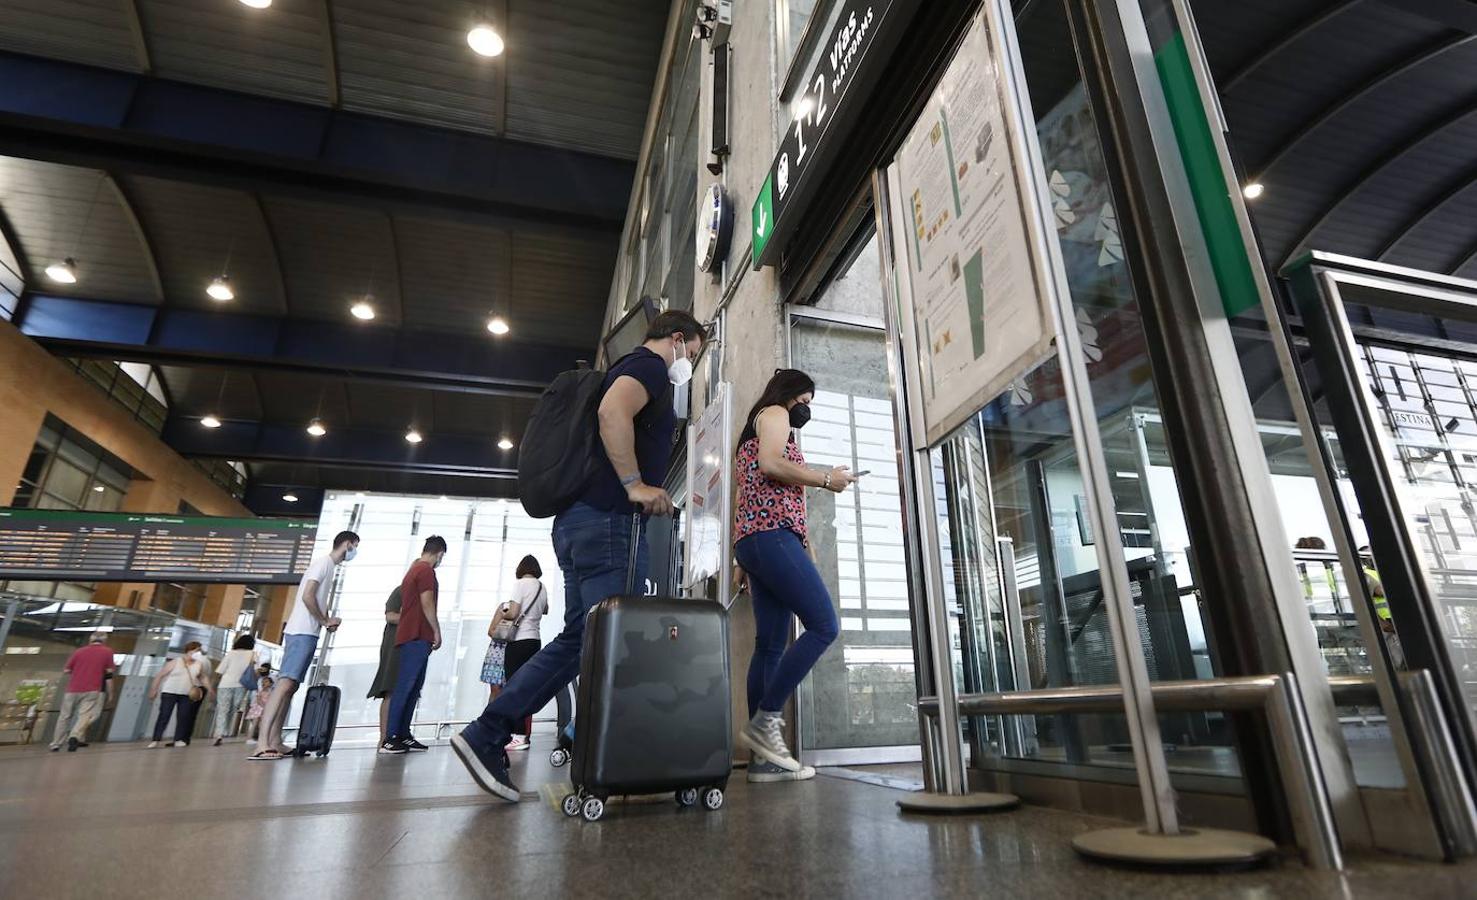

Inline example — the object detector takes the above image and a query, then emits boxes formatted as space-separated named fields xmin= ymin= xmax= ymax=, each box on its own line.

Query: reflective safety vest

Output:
xmin=1363 ymin=566 xmax=1392 ymax=621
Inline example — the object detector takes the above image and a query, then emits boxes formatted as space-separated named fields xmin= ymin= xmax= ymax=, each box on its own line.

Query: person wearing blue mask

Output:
xmin=453 ymin=310 xmax=706 ymax=801
xmin=248 ymin=530 xmax=358 ymax=761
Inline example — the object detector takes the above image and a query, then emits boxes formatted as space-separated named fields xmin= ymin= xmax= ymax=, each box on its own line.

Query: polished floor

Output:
xmin=2 ymin=736 xmax=1474 ymax=898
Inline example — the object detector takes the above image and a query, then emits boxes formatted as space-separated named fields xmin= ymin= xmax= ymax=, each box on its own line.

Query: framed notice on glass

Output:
xmin=889 ymin=10 xmax=1056 ymax=447
xmin=684 ymin=382 xmax=734 ymax=606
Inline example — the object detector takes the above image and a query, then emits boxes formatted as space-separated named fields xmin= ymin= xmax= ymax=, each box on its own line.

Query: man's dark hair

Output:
xmin=232 ymin=633 xmax=256 ymax=651
xmin=645 ymin=309 xmax=707 ymax=344
xmin=515 ymin=554 xmax=542 ymax=579
xmin=332 ymin=531 xmax=360 ymax=550
xmin=423 ymin=535 xmax=448 ymax=555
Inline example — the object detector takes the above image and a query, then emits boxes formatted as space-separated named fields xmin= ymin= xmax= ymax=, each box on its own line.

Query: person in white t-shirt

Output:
xmin=248 ymin=530 xmax=359 ymax=761
xmin=211 ymin=633 xmax=258 ymax=746
xmin=494 ymin=555 xmax=549 ymax=752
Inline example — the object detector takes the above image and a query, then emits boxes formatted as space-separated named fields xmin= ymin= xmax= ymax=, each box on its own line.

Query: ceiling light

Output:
xmin=93 ymin=485 xmax=106 ymax=493
xmin=467 ymin=24 xmax=505 ymax=57
xmin=207 ymin=276 xmax=234 ymax=301
xmin=350 ymin=300 xmax=376 ymax=320
xmin=497 ymin=437 xmax=514 ymax=451
xmin=200 ymin=414 xmax=222 ymax=429
xmin=45 ymin=258 xmax=78 ymax=284
xmin=405 ymin=427 xmax=423 ymax=444
xmin=306 ymin=419 xmax=327 ymax=437
xmin=1242 ymin=181 xmax=1265 ymax=200
xmin=487 ymin=316 xmax=510 ymax=335
xmin=439 ymin=495 xmax=449 ymax=501
xmin=239 ymin=0 xmax=272 ymax=8
xmin=282 ymin=492 xmax=299 ymax=503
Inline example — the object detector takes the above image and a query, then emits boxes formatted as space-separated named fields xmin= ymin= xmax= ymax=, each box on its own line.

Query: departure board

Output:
xmin=0 ymin=508 xmax=319 ymax=584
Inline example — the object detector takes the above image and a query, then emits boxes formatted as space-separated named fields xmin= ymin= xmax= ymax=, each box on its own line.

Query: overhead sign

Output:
xmin=0 ymin=508 xmax=320 ymax=584
xmin=751 ymin=0 xmax=919 ymax=269
xmin=890 ymin=11 xmax=1055 ymax=446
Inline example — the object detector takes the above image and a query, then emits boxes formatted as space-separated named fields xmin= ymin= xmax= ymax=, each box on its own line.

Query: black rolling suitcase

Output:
xmin=563 ymin=515 xmax=732 ymax=822
xmin=293 ymin=682 xmax=340 ymax=758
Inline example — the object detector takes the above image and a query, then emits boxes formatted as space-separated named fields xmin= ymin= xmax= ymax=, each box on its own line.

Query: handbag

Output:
xmin=491 ymin=584 xmax=544 ymax=642
xmin=238 ymin=656 xmax=259 ymax=691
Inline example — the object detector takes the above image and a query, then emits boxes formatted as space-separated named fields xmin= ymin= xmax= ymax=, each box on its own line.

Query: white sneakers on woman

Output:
xmin=739 ymin=710 xmax=801 ymax=772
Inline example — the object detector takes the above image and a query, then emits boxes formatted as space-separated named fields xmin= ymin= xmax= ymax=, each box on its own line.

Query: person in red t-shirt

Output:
xmin=381 ymin=535 xmax=447 ymax=754
xmin=51 ymin=631 xmax=116 ymax=752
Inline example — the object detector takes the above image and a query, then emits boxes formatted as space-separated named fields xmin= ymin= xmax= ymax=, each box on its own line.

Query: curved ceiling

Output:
xmin=1191 ymin=0 xmax=1477 ymax=277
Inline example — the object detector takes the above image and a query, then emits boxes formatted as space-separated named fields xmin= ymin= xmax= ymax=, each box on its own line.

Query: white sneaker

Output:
xmin=748 ymin=759 xmax=816 ymax=783
xmin=504 ymin=736 xmax=530 ymax=751
xmin=172 ymin=741 xmax=188 ymax=748
xmin=739 ymin=712 xmax=801 ymax=772
xmin=147 ymin=741 xmax=161 ymax=749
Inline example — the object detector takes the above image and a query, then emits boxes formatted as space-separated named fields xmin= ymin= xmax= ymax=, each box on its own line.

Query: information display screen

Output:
xmin=0 ymin=508 xmax=318 ymax=584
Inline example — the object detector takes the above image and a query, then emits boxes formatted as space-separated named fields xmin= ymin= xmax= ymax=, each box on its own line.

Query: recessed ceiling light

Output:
xmin=497 ymin=437 xmax=514 ymax=451
xmin=282 ymin=492 xmax=299 ymax=503
xmin=306 ymin=419 xmax=327 ymax=437
xmin=439 ymin=494 xmax=449 ymax=501
xmin=200 ymin=414 xmax=222 ymax=429
xmin=350 ymin=300 xmax=376 ymax=320
xmin=207 ymin=276 xmax=234 ymax=301
xmin=93 ymin=485 xmax=106 ymax=493
xmin=405 ymin=427 xmax=423 ymax=444
xmin=467 ymin=24 xmax=505 ymax=57
xmin=487 ymin=316 xmax=510 ymax=335
xmin=1242 ymin=181 xmax=1265 ymax=200
xmin=239 ymin=0 xmax=272 ymax=8
xmin=45 ymin=258 xmax=78 ymax=284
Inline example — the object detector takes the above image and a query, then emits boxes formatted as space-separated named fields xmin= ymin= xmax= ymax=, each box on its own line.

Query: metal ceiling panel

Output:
xmin=0 ymin=0 xmax=143 ymax=72
xmin=1382 ymin=182 xmax=1477 ymax=274
xmin=509 ymin=231 xmax=614 ymax=348
xmin=155 ymin=364 xmax=264 ymax=421
xmin=246 ymin=369 xmax=353 ymax=428
xmin=0 ymin=158 xmax=161 ymax=304
xmin=137 ymin=0 xmax=331 ymax=106
xmin=247 ymin=461 xmax=516 ymax=498
xmin=261 ymin=195 xmax=401 ymax=324
xmin=504 ymin=0 xmax=668 ymax=158
xmin=343 ymin=380 xmax=430 ymax=433
xmin=120 ymin=174 xmax=287 ymax=316
xmin=333 ymin=0 xmax=500 ymax=134
xmin=393 ymin=214 xmax=509 ymax=335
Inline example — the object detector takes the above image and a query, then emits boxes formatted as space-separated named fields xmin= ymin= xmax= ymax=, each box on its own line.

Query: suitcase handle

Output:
xmin=625 ymin=511 xmax=643 ymax=596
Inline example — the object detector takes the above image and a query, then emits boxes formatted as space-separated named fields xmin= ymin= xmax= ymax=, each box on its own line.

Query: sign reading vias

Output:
xmin=751 ymin=0 xmax=917 ymax=269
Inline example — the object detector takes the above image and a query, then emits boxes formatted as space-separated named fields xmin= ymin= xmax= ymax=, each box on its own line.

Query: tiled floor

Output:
xmin=2 ymin=737 xmax=1473 ymax=898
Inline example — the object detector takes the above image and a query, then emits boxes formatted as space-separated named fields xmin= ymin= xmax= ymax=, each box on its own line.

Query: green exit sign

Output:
xmin=750 ymin=172 xmax=774 ymax=268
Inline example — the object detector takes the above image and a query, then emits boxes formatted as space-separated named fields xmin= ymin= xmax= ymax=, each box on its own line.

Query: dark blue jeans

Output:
xmin=735 ymin=528 xmax=839 ymax=717
xmin=387 ymin=639 xmax=431 ymax=740
xmin=463 ymin=502 xmax=647 ymax=753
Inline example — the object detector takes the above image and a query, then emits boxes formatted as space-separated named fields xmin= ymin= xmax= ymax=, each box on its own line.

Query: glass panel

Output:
xmin=791 ymin=298 xmax=915 ymax=751
xmin=777 ymin=0 xmax=822 ymax=78
xmin=40 ymin=460 xmax=90 ymax=508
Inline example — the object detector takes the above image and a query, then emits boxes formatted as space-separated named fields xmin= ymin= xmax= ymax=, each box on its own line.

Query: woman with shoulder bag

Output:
xmin=148 ymin=641 xmax=213 ymax=748
xmin=211 ymin=634 xmax=257 ymax=746
xmin=497 ymin=556 xmax=549 ymax=752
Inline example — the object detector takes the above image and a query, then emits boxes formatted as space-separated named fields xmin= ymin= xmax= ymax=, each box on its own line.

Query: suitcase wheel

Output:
xmin=581 ymin=796 xmax=605 ymax=822
xmin=561 ymin=793 xmax=583 ymax=818
xmin=676 ymin=788 xmax=699 ymax=808
xmin=550 ymin=747 xmax=570 ymax=768
xmin=702 ymin=788 xmax=724 ymax=811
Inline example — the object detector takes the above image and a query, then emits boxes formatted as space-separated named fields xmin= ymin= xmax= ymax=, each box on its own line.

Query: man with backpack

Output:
xmin=453 ymin=309 xmax=706 ymax=800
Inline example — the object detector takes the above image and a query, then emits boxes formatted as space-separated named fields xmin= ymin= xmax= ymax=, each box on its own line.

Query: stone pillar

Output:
xmin=258 ymin=585 xmax=294 ymax=643
xmin=0 ymin=404 xmax=46 ymax=506
xmin=201 ymin=584 xmax=246 ymax=628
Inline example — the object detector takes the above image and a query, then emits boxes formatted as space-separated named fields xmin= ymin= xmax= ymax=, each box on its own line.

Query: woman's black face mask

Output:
xmin=788 ymin=401 xmax=812 ymax=430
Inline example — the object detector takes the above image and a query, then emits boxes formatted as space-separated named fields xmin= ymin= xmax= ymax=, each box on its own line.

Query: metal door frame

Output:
xmin=1283 ymin=251 xmax=1477 ymax=857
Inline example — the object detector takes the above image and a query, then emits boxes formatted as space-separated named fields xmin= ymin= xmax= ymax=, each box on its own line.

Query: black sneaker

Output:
xmin=378 ymin=738 xmax=409 ymax=755
xmin=403 ymin=737 xmax=430 ymax=753
xmin=451 ymin=730 xmax=520 ymax=802
xmin=67 ymin=737 xmax=78 ymax=752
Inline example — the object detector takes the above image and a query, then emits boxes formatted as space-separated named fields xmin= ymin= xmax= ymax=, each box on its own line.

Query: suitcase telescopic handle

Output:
xmin=625 ymin=511 xmax=643 ymax=596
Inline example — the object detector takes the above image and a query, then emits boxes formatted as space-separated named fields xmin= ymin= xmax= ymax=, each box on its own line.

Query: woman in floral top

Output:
xmin=732 ymin=369 xmax=855 ymax=782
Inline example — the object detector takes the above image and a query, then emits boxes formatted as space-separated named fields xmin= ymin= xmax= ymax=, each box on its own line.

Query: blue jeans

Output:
xmin=464 ymin=502 xmax=647 ymax=752
xmin=387 ymin=639 xmax=431 ymax=740
xmin=735 ymin=528 xmax=839 ymax=717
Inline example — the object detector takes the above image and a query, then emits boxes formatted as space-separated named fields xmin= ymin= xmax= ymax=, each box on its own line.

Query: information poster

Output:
xmin=893 ymin=12 xmax=1054 ymax=445
xmin=684 ymin=383 xmax=733 ymax=605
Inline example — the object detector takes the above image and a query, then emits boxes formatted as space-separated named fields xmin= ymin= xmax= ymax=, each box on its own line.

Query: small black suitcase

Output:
xmin=564 ymin=517 xmax=732 ymax=822
xmin=293 ymin=683 xmax=340 ymax=757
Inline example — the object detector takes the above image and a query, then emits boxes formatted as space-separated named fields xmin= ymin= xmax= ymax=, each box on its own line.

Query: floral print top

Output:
xmin=734 ymin=433 xmax=807 ymax=545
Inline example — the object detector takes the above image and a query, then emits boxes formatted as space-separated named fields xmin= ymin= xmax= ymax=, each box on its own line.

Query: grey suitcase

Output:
xmin=563 ymin=516 xmax=732 ymax=822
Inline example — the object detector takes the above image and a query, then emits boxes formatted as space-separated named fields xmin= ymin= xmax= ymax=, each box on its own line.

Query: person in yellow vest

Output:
xmin=1357 ymin=546 xmax=1395 ymax=634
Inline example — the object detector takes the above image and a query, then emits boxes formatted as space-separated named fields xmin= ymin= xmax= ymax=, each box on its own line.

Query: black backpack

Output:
xmin=517 ymin=365 xmax=608 ymax=518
